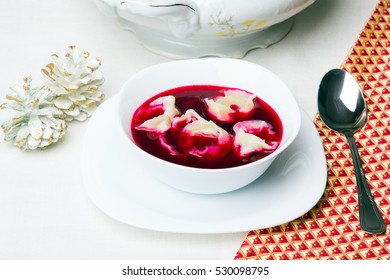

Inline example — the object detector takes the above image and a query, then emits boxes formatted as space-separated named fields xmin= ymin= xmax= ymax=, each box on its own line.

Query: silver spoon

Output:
xmin=318 ymin=68 xmax=386 ymax=234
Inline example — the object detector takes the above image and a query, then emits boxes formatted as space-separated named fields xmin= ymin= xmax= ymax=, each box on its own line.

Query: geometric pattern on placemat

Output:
xmin=235 ymin=0 xmax=390 ymax=260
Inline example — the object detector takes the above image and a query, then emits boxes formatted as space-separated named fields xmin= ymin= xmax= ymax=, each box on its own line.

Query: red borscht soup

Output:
xmin=131 ymin=85 xmax=283 ymax=169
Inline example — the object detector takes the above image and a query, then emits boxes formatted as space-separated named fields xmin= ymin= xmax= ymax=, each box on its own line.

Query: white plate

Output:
xmin=82 ymin=95 xmax=327 ymax=234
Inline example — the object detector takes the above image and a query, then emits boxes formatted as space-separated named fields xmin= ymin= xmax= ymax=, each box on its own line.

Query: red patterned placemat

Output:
xmin=235 ymin=0 xmax=390 ymax=260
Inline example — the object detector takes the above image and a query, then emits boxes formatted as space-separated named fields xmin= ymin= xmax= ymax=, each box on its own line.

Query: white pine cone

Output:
xmin=41 ymin=45 xmax=105 ymax=122
xmin=0 ymin=77 xmax=67 ymax=150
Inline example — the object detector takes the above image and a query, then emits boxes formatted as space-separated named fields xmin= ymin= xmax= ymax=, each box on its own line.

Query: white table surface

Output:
xmin=0 ymin=0 xmax=379 ymax=260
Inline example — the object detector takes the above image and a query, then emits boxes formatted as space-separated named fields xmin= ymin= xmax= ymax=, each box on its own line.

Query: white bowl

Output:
xmin=117 ymin=58 xmax=301 ymax=194
xmin=95 ymin=0 xmax=315 ymax=58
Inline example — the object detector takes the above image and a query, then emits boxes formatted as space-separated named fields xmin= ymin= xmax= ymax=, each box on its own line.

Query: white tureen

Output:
xmin=95 ymin=0 xmax=315 ymax=58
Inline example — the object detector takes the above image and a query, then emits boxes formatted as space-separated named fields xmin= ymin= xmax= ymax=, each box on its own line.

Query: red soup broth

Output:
xmin=130 ymin=85 xmax=283 ymax=169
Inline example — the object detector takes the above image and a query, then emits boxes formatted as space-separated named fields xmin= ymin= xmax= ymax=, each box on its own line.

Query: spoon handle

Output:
xmin=345 ymin=132 xmax=386 ymax=234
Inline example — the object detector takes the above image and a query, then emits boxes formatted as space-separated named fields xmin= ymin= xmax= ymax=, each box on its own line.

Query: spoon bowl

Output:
xmin=318 ymin=68 xmax=386 ymax=234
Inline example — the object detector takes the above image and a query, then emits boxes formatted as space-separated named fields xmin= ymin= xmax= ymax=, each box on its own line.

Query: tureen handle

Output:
xmin=118 ymin=0 xmax=200 ymax=38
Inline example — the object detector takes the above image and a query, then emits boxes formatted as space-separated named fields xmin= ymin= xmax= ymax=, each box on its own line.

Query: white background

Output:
xmin=0 ymin=0 xmax=379 ymax=260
